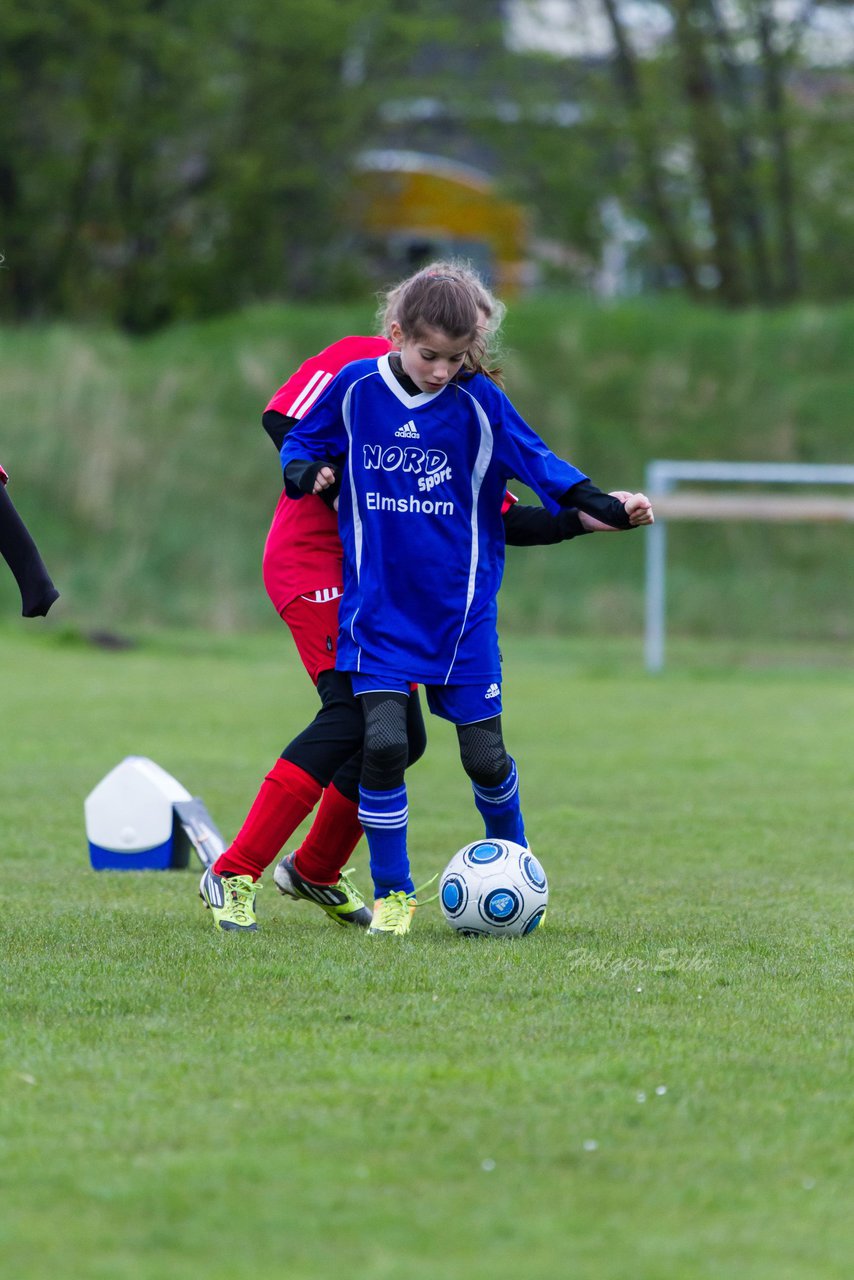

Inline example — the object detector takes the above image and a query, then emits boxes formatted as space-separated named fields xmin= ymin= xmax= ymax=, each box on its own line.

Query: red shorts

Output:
xmin=281 ymin=588 xmax=343 ymax=685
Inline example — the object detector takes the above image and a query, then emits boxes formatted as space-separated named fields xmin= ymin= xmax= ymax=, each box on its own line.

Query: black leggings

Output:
xmin=359 ymin=691 xmax=510 ymax=792
xmin=281 ymin=670 xmax=427 ymax=802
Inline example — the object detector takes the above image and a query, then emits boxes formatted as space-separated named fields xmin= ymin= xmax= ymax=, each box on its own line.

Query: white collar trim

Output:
xmin=377 ymin=352 xmax=448 ymax=408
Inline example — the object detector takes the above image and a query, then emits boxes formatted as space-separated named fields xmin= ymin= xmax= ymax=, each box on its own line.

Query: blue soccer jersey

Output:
xmin=281 ymin=354 xmax=587 ymax=685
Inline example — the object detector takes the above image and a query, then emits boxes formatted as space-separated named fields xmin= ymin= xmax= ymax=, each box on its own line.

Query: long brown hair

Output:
xmin=378 ymin=261 xmax=505 ymax=387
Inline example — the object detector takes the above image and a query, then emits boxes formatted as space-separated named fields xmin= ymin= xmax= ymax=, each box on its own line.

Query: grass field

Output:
xmin=2 ymin=624 xmax=852 ymax=1279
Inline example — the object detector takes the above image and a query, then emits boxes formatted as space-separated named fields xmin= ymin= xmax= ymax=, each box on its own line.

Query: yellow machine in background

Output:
xmin=351 ymin=150 xmax=529 ymax=294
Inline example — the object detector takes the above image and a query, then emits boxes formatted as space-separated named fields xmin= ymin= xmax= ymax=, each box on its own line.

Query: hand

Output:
xmin=312 ymin=466 xmax=338 ymax=494
xmin=625 ymin=492 xmax=654 ymax=526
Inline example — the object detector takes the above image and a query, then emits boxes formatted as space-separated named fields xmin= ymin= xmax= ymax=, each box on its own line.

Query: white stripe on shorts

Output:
xmin=300 ymin=587 xmax=343 ymax=603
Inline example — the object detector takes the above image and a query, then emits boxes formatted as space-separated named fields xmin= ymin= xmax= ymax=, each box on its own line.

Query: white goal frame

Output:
xmin=643 ymin=460 xmax=854 ymax=671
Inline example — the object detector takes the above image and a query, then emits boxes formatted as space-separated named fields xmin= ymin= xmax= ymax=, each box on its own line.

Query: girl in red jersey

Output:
xmin=199 ymin=266 xmax=646 ymax=932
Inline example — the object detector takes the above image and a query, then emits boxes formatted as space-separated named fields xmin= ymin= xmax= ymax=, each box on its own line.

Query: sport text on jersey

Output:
xmin=363 ymin=443 xmax=454 ymax=500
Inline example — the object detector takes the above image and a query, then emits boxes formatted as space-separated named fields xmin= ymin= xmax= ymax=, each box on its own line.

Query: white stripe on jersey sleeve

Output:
xmin=342 ymin=382 xmax=362 ymax=580
xmin=288 ymin=369 xmax=333 ymax=418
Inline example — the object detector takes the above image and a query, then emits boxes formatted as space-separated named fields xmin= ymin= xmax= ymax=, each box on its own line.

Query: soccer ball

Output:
xmin=439 ymin=839 xmax=548 ymax=937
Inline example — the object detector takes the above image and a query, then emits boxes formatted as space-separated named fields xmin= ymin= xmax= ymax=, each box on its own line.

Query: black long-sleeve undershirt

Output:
xmin=502 ymin=502 xmax=587 ymax=544
xmin=262 ymin=408 xmax=292 ymax=453
xmin=271 ymin=410 xmax=594 ymax=544
xmin=561 ymin=478 xmax=633 ymax=530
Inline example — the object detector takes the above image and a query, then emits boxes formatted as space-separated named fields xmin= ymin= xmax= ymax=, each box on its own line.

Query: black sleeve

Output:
xmin=502 ymin=503 xmax=588 ymax=546
xmin=559 ymin=478 xmax=632 ymax=530
xmin=0 ymin=484 xmax=60 ymax=617
xmin=283 ymin=459 xmax=342 ymax=508
xmin=262 ymin=409 xmax=297 ymax=453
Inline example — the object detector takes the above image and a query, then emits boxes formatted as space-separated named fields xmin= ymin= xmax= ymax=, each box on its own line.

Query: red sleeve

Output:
xmin=501 ymin=489 xmax=518 ymax=515
xmin=265 ymin=336 xmax=392 ymax=419
xmin=0 ymin=464 xmax=8 ymax=486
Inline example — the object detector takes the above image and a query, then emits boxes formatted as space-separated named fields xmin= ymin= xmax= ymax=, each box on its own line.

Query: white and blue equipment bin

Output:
xmin=84 ymin=756 xmax=225 ymax=871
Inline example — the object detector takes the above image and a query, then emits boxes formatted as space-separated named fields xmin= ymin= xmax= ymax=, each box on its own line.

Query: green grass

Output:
xmin=2 ymin=625 xmax=852 ymax=1278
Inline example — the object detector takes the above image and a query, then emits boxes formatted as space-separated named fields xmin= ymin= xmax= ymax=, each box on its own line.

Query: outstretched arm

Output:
xmin=503 ymin=491 xmax=653 ymax=546
xmin=0 ymin=476 xmax=60 ymax=617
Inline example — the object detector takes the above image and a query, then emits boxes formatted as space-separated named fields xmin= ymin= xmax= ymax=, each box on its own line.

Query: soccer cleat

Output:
xmin=368 ymin=890 xmax=418 ymax=936
xmin=199 ymin=867 xmax=260 ymax=932
xmin=273 ymin=852 xmax=372 ymax=928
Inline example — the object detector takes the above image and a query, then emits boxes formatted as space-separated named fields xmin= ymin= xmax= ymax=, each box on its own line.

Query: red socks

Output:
xmin=213 ymin=758 xmax=322 ymax=880
xmin=213 ymin=762 xmax=363 ymax=886
xmin=293 ymin=782 xmax=363 ymax=884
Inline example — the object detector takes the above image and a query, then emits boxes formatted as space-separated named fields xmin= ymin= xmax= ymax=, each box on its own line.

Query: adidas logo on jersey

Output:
xmin=484 ymin=683 xmax=500 ymax=700
xmin=395 ymin=420 xmax=420 ymax=439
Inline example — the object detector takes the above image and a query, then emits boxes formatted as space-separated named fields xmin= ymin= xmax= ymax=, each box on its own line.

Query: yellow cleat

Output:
xmin=368 ymin=890 xmax=417 ymax=936
xmin=199 ymin=867 xmax=260 ymax=932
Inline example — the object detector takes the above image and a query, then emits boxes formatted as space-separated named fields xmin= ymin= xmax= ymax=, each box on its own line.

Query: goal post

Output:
xmin=643 ymin=460 xmax=854 ymax=672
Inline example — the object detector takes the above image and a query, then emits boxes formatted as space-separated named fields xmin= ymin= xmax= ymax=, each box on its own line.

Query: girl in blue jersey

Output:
xmin=282 ymin=270 xmax=653 ymax=935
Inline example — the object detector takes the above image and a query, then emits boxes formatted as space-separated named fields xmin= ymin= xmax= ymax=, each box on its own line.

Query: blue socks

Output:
xmin=358 ymin=784 xmax=415 ymax=897
xmin=360 ymin=761 xmax=526 ymax=899
xmin=471 ymin=758 xmax=527 ymax=846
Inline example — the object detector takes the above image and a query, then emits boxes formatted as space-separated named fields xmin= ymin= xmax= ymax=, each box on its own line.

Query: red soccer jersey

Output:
xmin=262 ymin=335 xmax=393 ymax=613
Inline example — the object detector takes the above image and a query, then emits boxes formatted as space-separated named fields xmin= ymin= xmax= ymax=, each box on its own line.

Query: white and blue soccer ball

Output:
xmin=439 ymin=839 xmax=548 ymax=937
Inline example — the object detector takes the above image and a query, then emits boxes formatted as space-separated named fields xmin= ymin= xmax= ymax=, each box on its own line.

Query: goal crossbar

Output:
xmin=651 ymin=493 xmax=854 ymax=523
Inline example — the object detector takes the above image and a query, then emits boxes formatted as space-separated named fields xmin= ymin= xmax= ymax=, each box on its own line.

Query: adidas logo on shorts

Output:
xmin=484 ymin=683 xmax=500 ymax=699
xmin=395 ymin=420 xmax=420 ymax=439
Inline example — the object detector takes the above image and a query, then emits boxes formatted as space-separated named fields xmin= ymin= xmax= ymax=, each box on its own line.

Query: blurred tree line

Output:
xmin=1 ymin=0 xmax=852 ymax=330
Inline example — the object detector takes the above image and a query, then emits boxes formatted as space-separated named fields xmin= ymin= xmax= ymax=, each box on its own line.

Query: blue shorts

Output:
xmin=349 ymin=672 xmax=502 ymax=725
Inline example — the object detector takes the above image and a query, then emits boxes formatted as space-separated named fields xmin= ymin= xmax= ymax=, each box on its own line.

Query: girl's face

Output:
xmin=390 ymin=322 xmax=472 ymax=395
